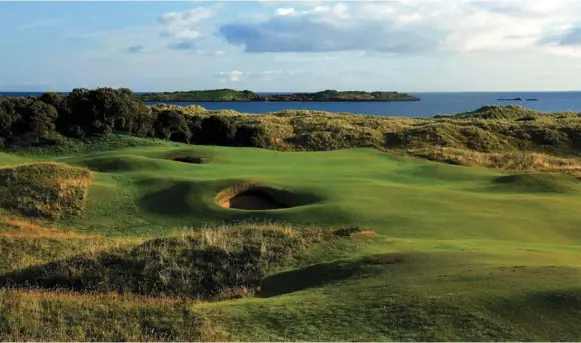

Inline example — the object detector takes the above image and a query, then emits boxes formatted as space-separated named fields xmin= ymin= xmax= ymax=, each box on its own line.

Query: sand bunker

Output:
xmin=217 ymin=183 xmax=294 ymax=210
xmin=219 ymin=191 xmax=289 ymax=210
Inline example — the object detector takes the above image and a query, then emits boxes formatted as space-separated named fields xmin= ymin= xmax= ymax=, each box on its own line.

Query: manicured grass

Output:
xmin=1 ymin=134 xmax=581 ymax=341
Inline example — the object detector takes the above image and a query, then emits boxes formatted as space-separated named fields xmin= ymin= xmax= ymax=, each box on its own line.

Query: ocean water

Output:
xmin=3 ymin=91 xmax=581 ymax=118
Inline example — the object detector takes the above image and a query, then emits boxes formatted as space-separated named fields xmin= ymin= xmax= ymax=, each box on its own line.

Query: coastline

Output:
xmin=140 ymin=98 xmax=421 ymax=102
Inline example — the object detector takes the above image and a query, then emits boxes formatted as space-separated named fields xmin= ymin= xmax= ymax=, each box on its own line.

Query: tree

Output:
xmin=0 ymin=98 xmax=21 ymax=147
xmin=186 ymin=116 xmax=203 ymax=143
xmin=56 ymin=88 xmax=144 ymax=138
xmin=56 ymin=88 xmax=92 ymax=137
xmin=197 ymin=115 xmax=237 ymax=145
xmin=39 ymin=92 xmax=64 ymax=110
xmin=0 ymin=97 xmax=58 ymax=146
xmin=13 ymin=100 xmax=58 ymax=144
xmin=153 ymin=110 xmax=191 ymax=143
xmin=234 ymin=125 xmax=268 ymax=147
xmin=134 ymin=104 xmax=156 ymax=138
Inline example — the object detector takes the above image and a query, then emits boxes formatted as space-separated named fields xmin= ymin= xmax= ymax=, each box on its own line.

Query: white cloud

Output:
xmin=160 ymin=7 xmax=214 ymax=26
xmin=71 ymin=6 xmax=218 ymax=55
xmin=222 ymin=70 xmax=243 ymax=82
xmin=275 ymin=8 xmax=295 ymax=16
xmin=219 ymin=0 xmax=581 ymax=57
xmin=159 ymin=7 xmax=214 ymax=41
xmin=158 ymin=7 xmax=215 ymax=48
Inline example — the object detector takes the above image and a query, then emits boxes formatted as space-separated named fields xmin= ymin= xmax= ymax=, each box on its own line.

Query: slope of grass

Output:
xmin=1 ymin=135 xmax=581 ymax=341
xmin=0 ymin=162 xmax=92 ymax=219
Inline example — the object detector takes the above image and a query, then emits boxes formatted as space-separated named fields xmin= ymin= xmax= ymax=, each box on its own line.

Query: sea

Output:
xmin=2 ymin=91 xmax=581 ymax=118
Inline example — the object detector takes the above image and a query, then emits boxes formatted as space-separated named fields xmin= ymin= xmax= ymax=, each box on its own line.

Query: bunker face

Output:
xmin=219 ymin=190 xmax=290 ymax=210
xmin=217 ymin=184 xmax=309 ymax=211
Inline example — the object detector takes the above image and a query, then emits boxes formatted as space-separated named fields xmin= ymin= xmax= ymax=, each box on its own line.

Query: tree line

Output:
xmin=0 ymin=88 xmax=268 ymax=148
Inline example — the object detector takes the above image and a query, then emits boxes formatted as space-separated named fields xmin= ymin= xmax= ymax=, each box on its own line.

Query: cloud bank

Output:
xmin=218 ymin=1 xmax=581 ymax=56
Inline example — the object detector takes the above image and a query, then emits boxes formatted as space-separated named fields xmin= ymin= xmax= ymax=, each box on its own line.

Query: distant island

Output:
xmin=134 ymin=89 xmax=420 ymax=102
xmin=497 ymin=97 xmax=539 ymax=101
xmin=498 ymin=97 xmax=524 ymax=101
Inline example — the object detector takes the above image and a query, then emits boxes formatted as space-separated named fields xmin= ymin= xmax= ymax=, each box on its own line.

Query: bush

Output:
xmin=56 ymin=88 xmax=144 ymax=138
xmin=195 ymin=115 xmax=237 ymax=146
xmin=133 ymin=105 xmax=156 ymax=138
xmin=234 ymin=125 xmax=269 ymax=147
xmin=153 ymin=110 xmax=191 ymax=143
xmin=0 ymin=97 xmax=58 ymax=147
xmin=461 ymin=126 xmax=507 ymax=152
xmin=530 ymin=128 xmax=570 ymax=147
xmin=39 ymin=92 xmax=65 ymax=109
xmin=186 ymin=115 xmax=203 ymax=139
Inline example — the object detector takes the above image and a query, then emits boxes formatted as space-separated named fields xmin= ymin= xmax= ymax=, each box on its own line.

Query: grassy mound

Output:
xmin=454 ymin=105 xmax=542 ymax=120
xmin=0 ymin=224 xmax=358 ymax=299
xmin=8 ymin=134 xmax=173 ymax=157
xmin=75 ymin=155 xmax=169 ymax=173
xmin=0 ymin=163 xmax=92 ymax=218
xmin=492 ymin=173 xmax=581 ymax=193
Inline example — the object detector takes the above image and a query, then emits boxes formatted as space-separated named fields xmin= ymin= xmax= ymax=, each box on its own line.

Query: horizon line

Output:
xmin=2 ymin=89 xmax=581 ymax=94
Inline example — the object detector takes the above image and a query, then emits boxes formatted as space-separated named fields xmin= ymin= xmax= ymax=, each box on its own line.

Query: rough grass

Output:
xmin=0 ymin=223 xmax=360 ymax=300
xmin=407 ymin=147 xmax=581 ymax=175
xmin=0 ymin=289 xmax=206 ymax=341
xmin=0 ymin=163 xmax=92 ymax=218
xmin=0 ymin=216 xmax=100 ymax=239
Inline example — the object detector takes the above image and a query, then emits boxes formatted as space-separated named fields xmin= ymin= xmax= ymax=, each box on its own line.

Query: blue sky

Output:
xmin=1 ymin=0 xmax=581 ymax=92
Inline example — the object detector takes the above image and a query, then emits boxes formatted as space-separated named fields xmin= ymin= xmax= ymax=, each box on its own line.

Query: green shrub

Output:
xmin=0 ymin=97 xmax=59 ymax=147
xmin=153 ymin=110 xmax=191 ymax=143
xmin=234 ymin=124 xmax=269 ymax=148
xmin=195 ymin=115 xmax=237 ymax=146
xmin=460 ymin=126 xmax=507 ymax=152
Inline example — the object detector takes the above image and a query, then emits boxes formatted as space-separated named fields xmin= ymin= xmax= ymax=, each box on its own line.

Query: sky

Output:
xmin=1 ymin=0 xmax=581 ymax=92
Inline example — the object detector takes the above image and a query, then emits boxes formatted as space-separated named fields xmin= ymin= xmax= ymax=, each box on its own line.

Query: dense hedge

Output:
xmin=0 ymin=88 xmax=268 ymax=148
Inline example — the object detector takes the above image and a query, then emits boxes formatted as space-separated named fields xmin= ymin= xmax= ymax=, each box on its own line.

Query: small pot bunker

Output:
xmin=166 ymin=155 xmax=206 ymax=164
xmin=216 ymin=183 xmax=313 ymax=211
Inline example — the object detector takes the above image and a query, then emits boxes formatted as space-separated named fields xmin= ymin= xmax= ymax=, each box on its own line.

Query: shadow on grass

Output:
xmin=259 ymin=253 xmax=406 ymax=298
xmin=491 ymin=173 xmax=581 ymax=193
xmin=139 ymin=181 xmax=208 ymax=217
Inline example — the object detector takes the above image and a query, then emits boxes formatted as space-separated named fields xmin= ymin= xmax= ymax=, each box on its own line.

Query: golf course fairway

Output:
xmin=0 ymin=134 xmax=580 ymax=341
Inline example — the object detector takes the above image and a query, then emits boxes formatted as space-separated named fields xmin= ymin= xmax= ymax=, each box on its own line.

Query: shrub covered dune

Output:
xmin=0 ymin=88 xmax=581 ymax=341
